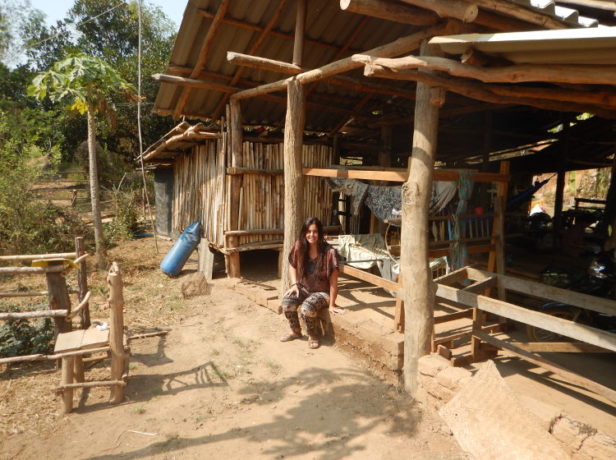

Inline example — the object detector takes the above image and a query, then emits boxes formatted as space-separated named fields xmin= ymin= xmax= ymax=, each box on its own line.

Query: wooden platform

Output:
xmin=54 ymin=328 xmax=109 ymax=353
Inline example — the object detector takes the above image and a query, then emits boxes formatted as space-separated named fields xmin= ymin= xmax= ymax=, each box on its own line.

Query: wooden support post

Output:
xmin=401 ymin=42 xmax=442 ymax=396
xmin=553 ymin=119 xmax=570 ymax=245
xmin=487 ymin=160 xmax=509 ymax=296
xmin=281 ymin=78 xmax=306 ymax=294
xmin=75 ymin=237 xmax=90 ymax=329
xmin=479 ymin=111 xmax=493 ymax=211
xmin=198 ymin=238 xmax=215 ymax=281
xmin=293 ymin=0 xmax=306 ymax=66
xmin=45 ymin=263 xmax=72 ymax=335
xmin=395 ymin=276 xmax=404 ymax=332
xmin=73 ymin=356 xmax=85 ymax=384
xmin=226 ymin=100 xmax=243 ymax=278
xmin=107 ymin=262 xmax=126 ymax=404
xmin=61 ymin=356 xmax=74 ymax=413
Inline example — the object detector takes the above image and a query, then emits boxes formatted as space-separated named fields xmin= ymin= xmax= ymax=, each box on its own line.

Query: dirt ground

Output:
xmin=0 ymin=238 xmax=466 ymax=460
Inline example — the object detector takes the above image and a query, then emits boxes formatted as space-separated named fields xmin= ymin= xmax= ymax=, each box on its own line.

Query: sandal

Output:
xmin=308 ymin=337 xmax=320 ymax=349
xmin=280 ymin=332 xmax=303 ymax=342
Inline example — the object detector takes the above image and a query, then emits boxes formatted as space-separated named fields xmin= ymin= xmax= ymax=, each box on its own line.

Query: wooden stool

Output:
xmin=54 ymin=262 xmax=128 ymax=413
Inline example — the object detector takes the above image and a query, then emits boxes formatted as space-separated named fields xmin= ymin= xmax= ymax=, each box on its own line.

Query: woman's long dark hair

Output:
xmin=296 ymin=217 xmax=328 ymax=280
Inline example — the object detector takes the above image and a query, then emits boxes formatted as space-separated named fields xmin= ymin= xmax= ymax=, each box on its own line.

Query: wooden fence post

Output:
xmin=45 ymin=262 xmax=72 ymax=335
xmin=107 ymin=262 xmax=126 ymax=404
xmin=61 ymin=356 xmax=75 ymax=413
xmin=75 ymin=237 xmax=90 ymax=328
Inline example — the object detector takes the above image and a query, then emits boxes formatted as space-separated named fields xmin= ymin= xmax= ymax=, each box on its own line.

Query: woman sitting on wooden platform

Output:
xmin=280 ymin=217 xmax=339 ymax=349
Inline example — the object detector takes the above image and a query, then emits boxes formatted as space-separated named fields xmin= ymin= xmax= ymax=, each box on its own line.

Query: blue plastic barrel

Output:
xmin=160 ymin=221 xmax=202 ymax=276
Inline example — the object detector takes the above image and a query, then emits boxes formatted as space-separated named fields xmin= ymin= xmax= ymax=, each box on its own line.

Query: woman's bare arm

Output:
xmin=328 ymin=268 xmax=339 ymax=308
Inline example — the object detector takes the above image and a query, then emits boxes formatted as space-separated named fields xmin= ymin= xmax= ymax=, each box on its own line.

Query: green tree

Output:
xmin=28 ymin=54 xmax=137 ymax=269
xmin=21 ymin=0 xmax=176 ymax=163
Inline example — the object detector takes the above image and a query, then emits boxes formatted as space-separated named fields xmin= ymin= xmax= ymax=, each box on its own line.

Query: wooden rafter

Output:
xmin=173 ymin=0 xmax=230 ymax=119
xmin=197 ymin=8 xmax=353 ymax=52
xmin=466 ymin=0 xmax=574 ymax=29
xmin=211 ymin=0 xmax=289 ymax=119
xmin=340 ymin=0 xmax=439 ymax=26
xmin=226 ymin=52 xmax=413 ymax=99
xmin=359 ymin=64 xmax=616 ymax=118
xmin=230 ymin=21 xmax=469 ymax=101
xmin=399 ymin=0 xmax=478 ymax=22
xmin=354 ymin=54 xmax=616 ymax=86
xmin=152 ymin=73 xmax=366 ymax=119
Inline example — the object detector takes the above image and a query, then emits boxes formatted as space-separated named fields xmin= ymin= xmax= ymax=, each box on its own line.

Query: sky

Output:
xmin=28 ymin=0 xmax=188 ymax=29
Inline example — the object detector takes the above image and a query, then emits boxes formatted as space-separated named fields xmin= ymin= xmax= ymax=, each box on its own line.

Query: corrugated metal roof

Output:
xmin=429 ymin=27 xmax=616 ymax=64
xmin=154 ymin=0 xmax=422 ymax=132
xmin=152 ymin=0 xmax=604 ymax=132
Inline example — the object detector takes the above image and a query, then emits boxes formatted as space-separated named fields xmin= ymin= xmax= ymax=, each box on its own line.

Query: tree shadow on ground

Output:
xmin=88 ymin=367 xmax=421 ymax=460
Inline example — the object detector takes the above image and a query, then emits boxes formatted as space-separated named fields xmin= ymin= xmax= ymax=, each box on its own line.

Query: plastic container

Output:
xmin=160 ymin=221 xmax=202 ymax=276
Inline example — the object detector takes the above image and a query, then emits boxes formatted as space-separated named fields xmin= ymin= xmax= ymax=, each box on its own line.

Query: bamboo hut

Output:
xmin=142 ymin=122 xmax=335 ymax=277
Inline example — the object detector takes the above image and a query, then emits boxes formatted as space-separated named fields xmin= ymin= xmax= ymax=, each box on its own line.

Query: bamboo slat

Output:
xmin=172 ymin=139 xmax=334 ymax=250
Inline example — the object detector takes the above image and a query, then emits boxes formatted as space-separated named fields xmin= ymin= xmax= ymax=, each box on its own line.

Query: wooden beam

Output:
xmin=360 ymin=65 xmax=616 ymax=118
xmin=0 ymin=310 xmax=68 ymax=320
xmin=226 ymin=51 xmax=413 ymax=99
xmin=512 ymin=342 xmax=612 ymax=353
xmin=281 ymin=78 xmax=306 ymax=295
xmin=339 ymin=264 xmax=400 ymax=293
xmin=358 ymin=54 xmax=616 ymax=85
xmin=475 ymin=331 xmax=616 ymax=403
xmin=465 ymin=0 xmax=571 ymax=29
xmin=154 ymin=72 xmax=363 ymax=120
xmin=401 ymin=42 xmax=441 ymax=396
xmin=197 ymin=8 xmax=342 ymax=52
xmin=174 ymin=0 xmax=230 ymax=119
xmin=211 ymin=0 xmax=289 ymax=119
xmin=153 ymin=73 xmax=237 ymax=93
xmin=398 ymin=0 xmax=478 ymax=22
xmin=303 ymin=167 xmax=509 ymax=183
xmin=231 ymin=21 xmax=469 ymax=101
xmin=496 ymin=272 xmax=616 ymax=317
xmin=436 ymin=283 xmax=616 ymax=352
xmin=340 ymin=0 xmax=439 ymax=25
xmin=0 ymin=252 xmax=76 ymax=261
xmin=293 ymin=0 xmax=306 ymax=66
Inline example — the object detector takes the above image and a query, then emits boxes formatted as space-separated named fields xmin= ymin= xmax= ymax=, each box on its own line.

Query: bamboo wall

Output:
xmin=172 ymin=139 xmax=333 ymax=249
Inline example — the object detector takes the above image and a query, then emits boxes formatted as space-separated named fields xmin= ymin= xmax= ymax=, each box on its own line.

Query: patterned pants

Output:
xmin=281 ymin=288 xmax=329 ymax=338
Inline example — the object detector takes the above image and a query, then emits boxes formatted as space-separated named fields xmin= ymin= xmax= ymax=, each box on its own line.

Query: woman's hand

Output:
xmin=284 ymin=283 xmax=300 ymax=298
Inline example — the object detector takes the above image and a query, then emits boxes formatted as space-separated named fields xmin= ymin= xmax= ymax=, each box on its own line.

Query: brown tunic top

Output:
xmin=288 ymin=241 xmax=339 ymax=293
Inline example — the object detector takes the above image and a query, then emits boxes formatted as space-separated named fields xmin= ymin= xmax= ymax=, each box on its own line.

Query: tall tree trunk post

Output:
xmin=87 ymin=108 xmax=106 ymax=270
xmin=401 ymin=44 xmax=443 ymax=395
xmin=227 ymin=99 xmax=243 ymax=278
xmin=281 ymin=78 xmax=306 ymax=295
